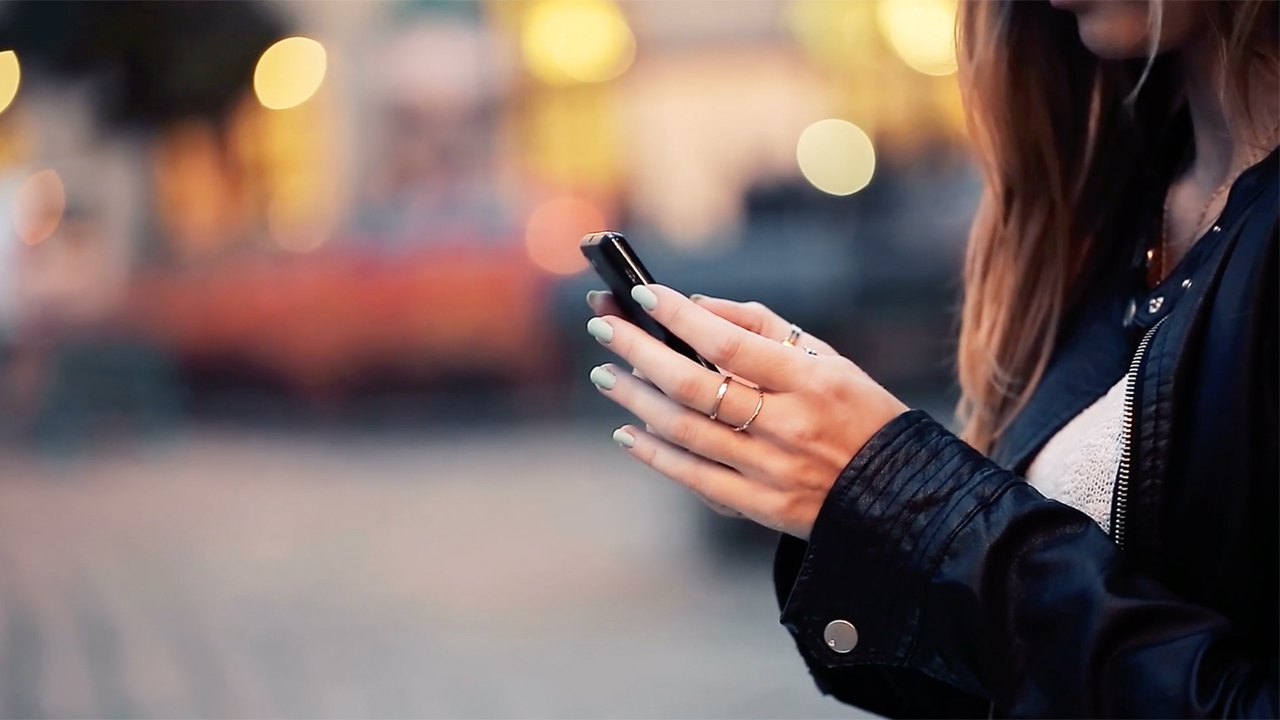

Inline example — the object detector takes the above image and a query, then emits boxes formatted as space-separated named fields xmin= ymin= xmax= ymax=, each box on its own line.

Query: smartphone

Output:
xmin=580 ymin=231 xmax=716 ymax=371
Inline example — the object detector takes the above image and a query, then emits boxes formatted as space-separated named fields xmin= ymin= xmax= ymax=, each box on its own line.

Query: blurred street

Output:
xmin=0 ymin=2 xmax=969 ymax=715
xmin=0 ymin=426 xmax=869 ymax=719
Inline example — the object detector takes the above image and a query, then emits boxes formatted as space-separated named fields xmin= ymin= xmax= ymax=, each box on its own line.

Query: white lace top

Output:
xmin=1024 ymin=373 xmax=1130 ymax=533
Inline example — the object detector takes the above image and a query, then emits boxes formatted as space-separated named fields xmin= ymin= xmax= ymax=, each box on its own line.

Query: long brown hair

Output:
xmin=955 ymin=0 xmax=1279 ymax=453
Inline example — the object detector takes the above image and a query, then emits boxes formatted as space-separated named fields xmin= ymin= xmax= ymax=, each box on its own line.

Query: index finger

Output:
xmin=692 ymin=295 xmax=838 ymax=356
xmin=631 ymin=285 xmax=802 ymax=391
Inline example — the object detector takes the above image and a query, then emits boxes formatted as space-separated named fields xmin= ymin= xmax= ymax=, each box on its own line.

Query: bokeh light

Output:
xmin=254 ymin=37 xmax=328 ymax=110
xmin=796 ymin=119 xmax=876 ymax=196
xmin=786 ymin=1 xmax=872 ymax=70
xmin=876 ymin=0 xmax=958 ymax=76
xmin=0 ymin=50 xmax=20 ymax=115
xmin=13 ymin=169 xmax=65 ymax=246
xmin=268 ymin=177 xmax=333 ymax=254
xmin=525 ymin=197 xmax=604 ymax=274
xmin=522 ymin=0 xmax=635 ymax=85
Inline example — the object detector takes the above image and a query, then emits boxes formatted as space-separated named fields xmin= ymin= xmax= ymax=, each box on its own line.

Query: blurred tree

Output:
xmin=0 ymin=0 xmax=286 ymax=128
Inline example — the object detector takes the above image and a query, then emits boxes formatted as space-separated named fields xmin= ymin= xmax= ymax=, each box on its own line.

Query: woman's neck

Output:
xmin=1179 ymin=30 xmax=1279 ymax=188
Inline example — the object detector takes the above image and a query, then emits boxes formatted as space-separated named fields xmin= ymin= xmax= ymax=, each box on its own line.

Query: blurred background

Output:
xmin=0 ymin=0 xmax=979 ymax=717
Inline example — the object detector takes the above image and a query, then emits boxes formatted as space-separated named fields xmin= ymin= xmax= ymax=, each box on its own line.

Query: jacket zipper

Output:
xmin=1112 ymin=317 xmax=1166 ymax=550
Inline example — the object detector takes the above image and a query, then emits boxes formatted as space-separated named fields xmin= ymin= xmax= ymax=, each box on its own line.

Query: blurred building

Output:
xmin=0 ymin=0 xmax=978 ymax=444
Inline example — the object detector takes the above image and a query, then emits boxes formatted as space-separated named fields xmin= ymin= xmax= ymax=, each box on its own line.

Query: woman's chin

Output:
xmin=1078 ymin=36 xmax=1148 ymax=60
xmin=1057 ymin=0 xmax=1159 ymax=60
xmin=1076 ymin=19 xmax=1151 ymax=60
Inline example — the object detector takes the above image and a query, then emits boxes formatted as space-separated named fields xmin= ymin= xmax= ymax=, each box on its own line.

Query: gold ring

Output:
xmin=708 ymin=375 xmax=731 ymax=421
xmin=781 ymin=324 xmax=803 ymax=347
xmin=733 ymin=388 xmax=764 ymax=432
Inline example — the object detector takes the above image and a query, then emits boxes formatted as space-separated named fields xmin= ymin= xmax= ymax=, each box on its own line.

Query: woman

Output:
xmin=586 ymin=0 xmax=1277 ymax=717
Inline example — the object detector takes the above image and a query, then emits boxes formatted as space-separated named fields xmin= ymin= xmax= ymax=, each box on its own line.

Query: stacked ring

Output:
xmin=733 ymin=388 xmax=765 ymax=432
xmin=707 ymin=375 xmax=765 ymax=432
xmin=782 ymin=324 xmax=803 ymax=347
xmin=708 ymin=376 xmax=731 ymax=421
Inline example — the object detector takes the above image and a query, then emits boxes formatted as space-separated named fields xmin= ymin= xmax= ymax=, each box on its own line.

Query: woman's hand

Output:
xmin=585 ymin=286 xmax=908 ymax=540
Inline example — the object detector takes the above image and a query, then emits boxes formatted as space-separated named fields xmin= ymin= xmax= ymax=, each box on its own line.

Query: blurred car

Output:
xmin=120 ymin=239 xmax=563 ymax=409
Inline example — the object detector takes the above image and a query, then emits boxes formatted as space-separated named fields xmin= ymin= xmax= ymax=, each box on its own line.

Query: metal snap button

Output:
xmin=1211 ymin=225 xmax=1221 ymax=233
xmin=1181 ymin=278 xmax=1192 ymax=289
xmin=823 ymin=620 xmax=858 ymax=653
xmin=1148 ymin=296 xmax=1164 ymax=313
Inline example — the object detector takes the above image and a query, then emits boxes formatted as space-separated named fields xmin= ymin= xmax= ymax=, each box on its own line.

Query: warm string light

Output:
xmin=876 ymin=0 xmax=958 ymax=77
xmin=525 ymin=197 xmax=604 ymax=275
xmin=254 ymin=37 xmax=328 ymax=110
xmin=13 ymin=169 xmax=65 ymax=246
xmin=521 ymin=0 xmax=635 ymax=85
xmin=0 ymin=51 xmax=20 ymax=115
xmin=797 ymin=120 xmax=876 ymax=196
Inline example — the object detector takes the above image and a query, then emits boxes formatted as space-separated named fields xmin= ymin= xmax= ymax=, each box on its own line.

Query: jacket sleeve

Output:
xmin=774 ymin=409 xmax=1278 ymax=718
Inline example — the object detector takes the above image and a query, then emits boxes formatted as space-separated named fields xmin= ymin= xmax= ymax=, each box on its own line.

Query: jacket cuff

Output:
xmin=776 ymin=409 xmax=1014 ymax=672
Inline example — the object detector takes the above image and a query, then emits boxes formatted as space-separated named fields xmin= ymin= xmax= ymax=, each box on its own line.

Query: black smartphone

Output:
xmin=580 ymin=231 xmax=716 ymax=371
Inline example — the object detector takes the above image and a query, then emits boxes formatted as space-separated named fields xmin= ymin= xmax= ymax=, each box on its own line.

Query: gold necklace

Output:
xmin=1156 ymin=121 xmax=1280 ymax=283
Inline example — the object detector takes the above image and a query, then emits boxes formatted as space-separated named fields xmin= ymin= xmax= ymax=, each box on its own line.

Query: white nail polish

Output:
xmin=631 ymin=285 xmax=657 ymax=311
xmin=590 ymin=365 xmax=616 ymax=390
xmin=586 ymin=317 xmax=613 ymax=343
xmin=613 ymin=428 xmax=636 ymax=448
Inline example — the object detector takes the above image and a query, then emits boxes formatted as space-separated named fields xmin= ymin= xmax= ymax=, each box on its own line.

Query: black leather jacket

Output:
xmin=774 ymin=149 xmax=1279 ymax=718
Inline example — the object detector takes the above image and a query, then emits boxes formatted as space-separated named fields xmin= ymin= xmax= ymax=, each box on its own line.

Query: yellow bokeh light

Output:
xmin=522 ymin=0 xmax=635 ymax=85
xmin=254 ymin=37 xmax=328 ymax=110
xmin=787 ymin=1 xmax=876 ymax=70
xmin=268 ymin=174 xmax=333 ymax=253
xmin=797 ymin=120 xmax=875 ymax=196
xmin=525 ymin=197 xmax=603 ymax=275
xmin=13 ymin=169 xmax=65 ymax=246
xmin=0 ymin=51 xmax=20 ymax=115
xmin=877 ymin=0 xmax=958 ymax=76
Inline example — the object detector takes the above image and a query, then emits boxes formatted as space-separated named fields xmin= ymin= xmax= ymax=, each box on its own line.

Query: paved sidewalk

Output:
xmin=0 ymin=426 xmax=870 ymax=718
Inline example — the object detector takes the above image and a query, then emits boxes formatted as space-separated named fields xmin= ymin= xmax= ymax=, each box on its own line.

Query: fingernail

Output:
xmin=612 ymin=428 xmax=636 ymax=448
xmin=690 ymin=293 xmax=705 ymax=302
xmin=586 ymin=317 xmax=613 ymax=343
xmin=586 ymin=290 xmax=607 ymax=306
xmin=590 ymin=365 xmax=616 ymax=390
xmin=631 ymin=285 xmax=658 ymax=311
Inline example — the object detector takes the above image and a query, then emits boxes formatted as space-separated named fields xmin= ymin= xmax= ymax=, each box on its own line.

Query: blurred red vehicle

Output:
xmin=121 ymin=239 xmax=562 ymax=398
